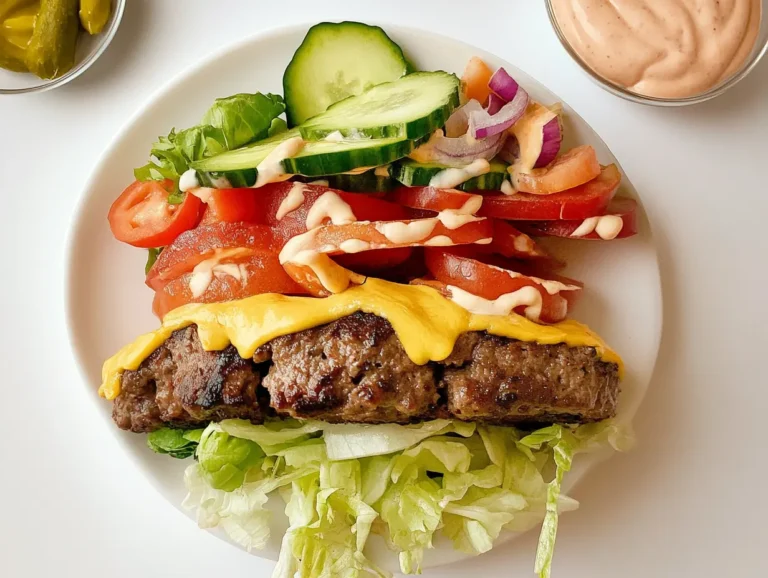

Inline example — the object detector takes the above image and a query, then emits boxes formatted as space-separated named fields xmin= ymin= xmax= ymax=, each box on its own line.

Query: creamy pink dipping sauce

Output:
xmin=551 ymin=0 xmax=762 ymax=98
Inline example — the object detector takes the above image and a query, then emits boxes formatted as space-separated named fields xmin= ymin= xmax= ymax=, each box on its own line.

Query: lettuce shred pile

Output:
xmin=148 ymin=419 xmax=631 ymax=577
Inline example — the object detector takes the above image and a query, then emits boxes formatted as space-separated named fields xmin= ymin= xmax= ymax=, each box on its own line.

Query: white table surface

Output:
xmin=1 ymin=1 xmax=767 ymax=576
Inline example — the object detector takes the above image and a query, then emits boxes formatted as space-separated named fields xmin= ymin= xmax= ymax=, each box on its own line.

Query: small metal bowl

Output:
xmin=545 ymin=0 xmax=768 ymax=106
xmin=0 ymin=0 xmax=125 ymax=95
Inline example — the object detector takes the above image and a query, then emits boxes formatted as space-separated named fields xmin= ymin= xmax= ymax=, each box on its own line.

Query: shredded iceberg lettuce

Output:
xmin=174 ymin=419 xmax=631 ymax=577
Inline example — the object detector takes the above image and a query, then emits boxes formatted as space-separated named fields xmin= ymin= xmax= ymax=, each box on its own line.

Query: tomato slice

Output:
xmin=388 ymin=186 xmax=483 ymax=214
xmin=199 ymin=188 xmax=265 ymax=225
xmin=517 ymin=198 xmax=638 ymax=240
xmin=423 ymin=248 xmax=582 ymax=323
xmin=478 ymin=164 xmax=621 ymax=221
xmin=334 ymin=247 xmax=414 ymax=275
xmin=184 ymin=183 xmax=415 ymax=273
xmin=193 ymin=182 xmax=408 ymax=233
xmin=152 ymin=253 xmax=307 ymax=319
xmin=259 ymin=182 xmax=410 ymax=238
xmin=514 ymin=145 xmax=601 ymax=195
xmin=482 ymin=219 xmax=557 ymax=261
xmin=461 ymin=56 xmax=494 ymax=104
xmin=146 ymin=222 xmax=280 ymax=291
xmin=108 ymin=180 xmax=203 ymax=248
xmin=385 ymin=189 xmax=557 ymax=264
xmin=280 ymin=217 xmax=493 ymax=296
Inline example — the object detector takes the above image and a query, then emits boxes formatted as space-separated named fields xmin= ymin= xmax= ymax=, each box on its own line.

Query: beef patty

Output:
xmin=112 ymin=313 xmax=620 ymax=432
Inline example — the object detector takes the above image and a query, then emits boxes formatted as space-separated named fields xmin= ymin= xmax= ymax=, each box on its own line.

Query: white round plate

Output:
xmin=66 ymin=23 xmax=662 ymax=572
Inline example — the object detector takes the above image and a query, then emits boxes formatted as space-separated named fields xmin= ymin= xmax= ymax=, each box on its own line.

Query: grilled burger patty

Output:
xmin=113 ymin=312 xmax=620 ymax=432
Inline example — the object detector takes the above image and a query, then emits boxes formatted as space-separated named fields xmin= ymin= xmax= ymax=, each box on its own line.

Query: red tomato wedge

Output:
xmin=146 ymin=222 xmax=281 ymax=291
xmin=478 ymin=163 xmax=621 ymax=221
xmin=515 ymin=145 xmax=601 ymax=195
xmin=152 ymin=253 xmax=307 ymax=319
xmin=280 ymin=217 xmax=493 ymax=296
xmin=108 ymin=180 xmax=203 ymax=248
xmin=199 ymin=188 xmax=264 ymax=225
xmin=461 ymin=56 xmax=493 ymax=104
xmin=388 ymin=186 xmax=483 ymax=214
xmin=517 ymin=198 xmax=638 ymax=240
xmin=423 ymin=248 xmax=582 ymax=323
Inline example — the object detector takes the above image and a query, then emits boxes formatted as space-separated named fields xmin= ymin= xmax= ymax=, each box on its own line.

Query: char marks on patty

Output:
xmin=113 ymin=326 xmax=263 ymax=432
xmin=257 ymin=314 xmax=438 ymax=423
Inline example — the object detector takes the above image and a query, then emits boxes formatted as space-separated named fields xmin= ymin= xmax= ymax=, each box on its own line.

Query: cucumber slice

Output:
xmin=283 ymin=22 xmax=409 ymax=126
xmin=198 ymin=169 xmax=257 ymax=188
xmin=284 ymin=138 xmax=419 ymax=177
xmin=192 ymin=130 xmax=422 ymax=178
xmin=300 ymin=72 xmax=460 ymax=141
xmin=324 ymin=170 xmax=396 ymax=193
xmin=192 ymin=129 xmax=300 ymax=173
xmin=389 ymin=158 xmax=509 ymax=191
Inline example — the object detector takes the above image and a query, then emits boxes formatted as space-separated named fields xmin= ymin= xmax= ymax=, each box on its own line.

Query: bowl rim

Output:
xmin=544 ymin=0 xmax=768 ymax=106
xmin=0 ymin=0 xmax=126 ymax=95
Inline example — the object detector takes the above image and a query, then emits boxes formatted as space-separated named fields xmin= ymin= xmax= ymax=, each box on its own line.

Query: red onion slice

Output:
xmin=444 ymin=99 xmax=484 ymax=138
xmin=488 ymin=67 xmax=520 ymax=102
xmin=469 ymin=84 xmax=529 ymax=139
xmin=410 ymin=129 xmax=506 ymax=166
xmin=534 ymin=116 xmax=563 ymax=168
xmin=486 ymin=93 xmax=506 ymax=115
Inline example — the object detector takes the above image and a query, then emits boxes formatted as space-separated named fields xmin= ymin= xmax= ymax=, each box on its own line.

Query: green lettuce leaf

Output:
xmin=183 ymin=462 xmax=273 ymax=551
xmin=518 ymin=425 xmax=576 ymax=578
xmin=173 ymin=124 xmax=228 ymax=165
xmin=441 ymin=464 xmax=504 ymax=502
xmin=379 ymin=475 xmax=443 ymax=574
xmin=176 ymin=419 xmax=630 ymax=578
xmin=146 ymin=427 xmax=204 ymax=459
xmin=196 ymin=424 xmax=266 ymax=491
xmin=324 ymin=419 xmax=475 ymax=460
xmin=274 ymin=458 xmax=386 ymax=578
xmin=134 ymin=92 xmax=285 ymax=192
xmin=144 ymin=247 xmax=162 ymax=275
xmin=218 ymin=418 xmax=323 ymax=449
xmin=268 ymin=117 xmax=288 ymax=137
xmin=442 ymin=486 xmax=527 ymax=554
xmin=360 ymin=455 xmax=396 ymax=505
xmin=183 ymin=459 xmax=318 ymax=552
xmin=269 ymin=437 xmax=327 ymax=468
xmin=573 ymin=419 xmax=635 ymax=452
xmin=201 ymin=93 xmax=285 ymax=150
xmin=390 ymin=438 xmax=473 ymax=482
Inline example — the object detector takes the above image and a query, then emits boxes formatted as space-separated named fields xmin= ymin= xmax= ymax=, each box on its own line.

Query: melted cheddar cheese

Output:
xmin=100 ymin=278 xmax=623 ymax=400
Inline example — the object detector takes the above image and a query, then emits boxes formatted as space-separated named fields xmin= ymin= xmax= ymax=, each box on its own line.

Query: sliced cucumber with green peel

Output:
xmin=284 ymin=137 xmax=419 ymax=177
xmin=299 ymin=72 xmax=460 ymax=141
xmin=283 ymin=22 xmax=409 ymax=126
xmin=389 ymin=158 xmax=509 ymax=191
xmin=324 ymin=170 xmax=396 ymax=193
xmin=192 ymin=129 xmax=300 ymax=173
xmin=198 ymin=169 xmax=257 ymax=188
xmin=192 ymin=130 xmax=421 ymax=178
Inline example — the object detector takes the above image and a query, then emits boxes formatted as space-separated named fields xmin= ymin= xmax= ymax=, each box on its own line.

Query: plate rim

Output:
xmin=64 ymin=20 xmax=664 ymax=569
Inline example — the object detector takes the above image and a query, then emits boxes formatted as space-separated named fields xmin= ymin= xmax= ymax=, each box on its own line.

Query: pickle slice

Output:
xmin=25 ymin=0 xmax=78 ymax=79
xmin=79 ymin=0 xmax=110 ymax=35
